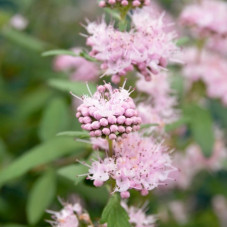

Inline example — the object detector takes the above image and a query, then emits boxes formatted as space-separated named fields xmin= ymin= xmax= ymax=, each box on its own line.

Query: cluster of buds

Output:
xmin=75 ymin=82 xmax=141 ymax=140
xmin=86 ymin=10 xmax=179 ymax=82
xmin=98 ymin=0 xmax=150 ymax=8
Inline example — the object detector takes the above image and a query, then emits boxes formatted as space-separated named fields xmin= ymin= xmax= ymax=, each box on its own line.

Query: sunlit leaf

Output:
xmin=57 ymin=131 xmax=90 ymax=139
xmin=101 ymin=194 xmax=131 ymax=227
xmin=41 ymin=49 xmax=78 ymax=57
xmin=0 ymin=138 xmax=86 ymax=186
xmin=48 ymin=79 xmax=96 ymax=96
xmin=39 ymin=98 xmax=70 ymax=141
xmin=26 ymin=170 xmax=56 ymax=225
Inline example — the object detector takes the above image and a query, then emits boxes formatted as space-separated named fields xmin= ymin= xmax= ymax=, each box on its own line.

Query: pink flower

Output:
xmin=136 ymin=73 xmax=179 ymax=129
xmin=85 ymin=11 xmax=179 ymax=82
xmin=10 ymin=14 xmax=28 ymax=30
xmin=121 ymin=202 xmax=156 ymax=227
xmin=87 ymin=132 xmax=175 ymax=195
xmin=54 ymin=48 xmax=99 ymax=82
xmin=180 ymin=0 xmax=227 ymax=37
xmin=47 ymin=202 xmax=82 ymax=227
xmin=98 ymin=0 xmax=151 ymax=8
xmin=182 ymin=47 xmax=227 ymax=106
xmin=207 ymin=37 xmax=227 ymax=57
xmin=74 ymin=82 xmax=141 ymax=139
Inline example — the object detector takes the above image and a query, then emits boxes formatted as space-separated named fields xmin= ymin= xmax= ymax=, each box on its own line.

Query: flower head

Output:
xmin=98 ymin=0 xmax=150 ymax=8
xmin=87 ymin=133 xmax=175 ymax=196
xmin=86 ymin=11 xmax=179 ymax=82
xmin=74 ymin=82 xmax=141 ymax=140
xmin=182 ymin=47 xmax=227 ymax=105
xmin=47 ymin=202 xmax=82 ymax=227
xmin=121 ymin=202 xmax=156 ymax=227
xmin=54 ymin=48 xmax=99 ymax=82
xmin=180 ymin=0 xmax=227 ymax=37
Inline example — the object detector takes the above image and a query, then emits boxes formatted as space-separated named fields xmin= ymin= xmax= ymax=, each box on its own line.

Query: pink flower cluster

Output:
xmin=75 ymin=83 xmax=141 ymax=140
xmin=54 ymin=48 xmax=99 ymax=82
xmin=98 ymin=0 xmax=150 ymax=8
xmin=86 ymin=9 xmax=179 ymax=82
xmin=121 ymin=202 xmax=156 ymax=227
xmin=136 ymin=73 xmax=179 ymax=130
xmin=87 ymin=133 xmax=175 ymax=197
xmin=182 ymin=48 xmax=227 ymax=105
xmin=47 ymin=202 xmax=82 ymax=227
xmin=180 ymin=0 xmax=227 ymax=37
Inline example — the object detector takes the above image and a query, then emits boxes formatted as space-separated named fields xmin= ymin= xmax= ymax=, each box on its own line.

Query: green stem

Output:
xmin=107 ymin=137 xmax=113 ymax=157
xmin=118 ymin=7 xmax=129 ymax=31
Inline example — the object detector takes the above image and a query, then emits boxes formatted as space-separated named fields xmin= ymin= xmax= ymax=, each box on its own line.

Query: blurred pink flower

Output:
xmin=207 ymin=37 xmax=227 ymax=57
xmin=85 ymin=11 xmax=179 ymax=82
xmin=170 ymin=130 xmax=227 ymax=189
xmin=10 ymin=14 xmax=28 ymax=30
xmin=182 ymin=47 xmax=227 ymax=105
xmin=121 ymin=202 xmax=156 ymax=227
xmin=180 ymin=0 xmax=227 ymax=37
xmin=74 ymin=82 xmax=141 ymax=140
xmin=87 ymin=132 xmax=175 ymax=196
xmin=98 ymin=0 xmax=150 ymax=8
xmin=54 ymin=48 xmax=99 ymax=81
xmin=47 ymin=202 xmax=82 ymax=227
xmin=212 ymin=195 xmax=227 ymax=227
xmin=137 ymin=73 xmax=179 ymax=129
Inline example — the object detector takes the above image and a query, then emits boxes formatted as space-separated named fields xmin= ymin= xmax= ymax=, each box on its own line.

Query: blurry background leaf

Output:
xmin=184 ymin=104 xmax=214 ymax=157
xmin=1 ymin=27 xmax=48 ymax=52
xmin=57 ymin=131 xmax=90 ymax=139
xmin=0 ymin=138 xmax=86 ymax=186
xmin=38 ymin=97 xmax=70 ymax=141
xmin=42 ymin=49 xmax=78 ymax=57
xmin=57 ymin=164 xmax=88 ymax=185
xmin=26 ymin=169 xmax=56 ymax=225
xmin=48 ymin=79 xmax=96 ymax=96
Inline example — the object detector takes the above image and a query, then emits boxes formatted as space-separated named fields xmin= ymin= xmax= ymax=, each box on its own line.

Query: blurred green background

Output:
xmin=0 ymin=0 xmax=227 ymax=227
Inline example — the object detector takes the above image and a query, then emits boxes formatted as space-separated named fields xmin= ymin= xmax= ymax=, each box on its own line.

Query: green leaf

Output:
xmin=42 ymin=49 xmax=78 ymax=57
xmin=184 ymin=104 xmax=214 ymax=157
xmin=57 ymin=164 xmax=88 ymax=184
xmin=2 ymin=224 xmax=27 ymax=227
xmin=1 ymin=27 xmax=48 ymax=52
xmin=140 ymin=123 xmax=159 ymax=130
xmin=165 ymin=117 xmax=190 ymax=132
xmin=39 ymin=98 xmax=70 ymax=141
xmin=101 ymin=194 xmax=131 ymax=227
xmin=48 ymin=79 xmax=96 ymax=96
xmin=57 ymin=131 xmax=90 ymax=139
xmin=18 ymin=87 xmax=52 ymax=118
xmin=79 ymin=50 xmax=97 ymax=62
xmin=176 ymin=37 xmax=190 ymax=46
xmin=104 ymin=8 xmax=121 ymax=20
xmin=26 ymin=170 xmax=56 ymax=225
xmin=0 ymin=138 xmax=86 ymax=186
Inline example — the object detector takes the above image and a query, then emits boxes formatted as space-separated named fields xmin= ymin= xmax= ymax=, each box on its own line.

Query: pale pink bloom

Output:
xmin=207 ymin=37 xmax=227 ymax=57
xmin=54 ymin=48 xmax=99 ymax=82
xmin=87 ymin=132 xmax=175 ymax=195
xmin=137 ymin=73 xmax=179 ymax=128
xmin=168 ymin=201 xmax=188 ymax=224
xmin=86 ymin=11 xmax=179 ymax=82
xmin=121 ymin=202 xmax=156 ymax=227
xmin=74 ymin=82 xmax=141 ymax=139
xmin=182 ymin=47 xmax=227 ymax=106
xmin=98 ymin=0 xmax=150 ymax=8
xmin=180 ymin=0 xmax=227 ymax=37
xmin=47 ymin=202 xmax=82 ymax=227
xmin=212 ymin=195 xmax=227 ymax=227
xmin=10 ymin=14 xmax=28 ymax=30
